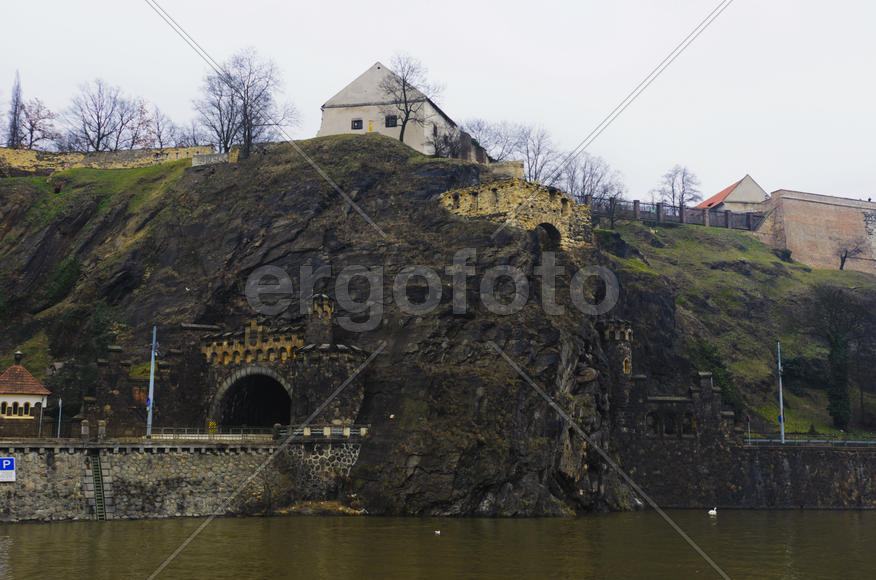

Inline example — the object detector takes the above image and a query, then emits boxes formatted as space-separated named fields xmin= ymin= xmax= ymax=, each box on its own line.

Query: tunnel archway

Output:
xmin=535 ymin=222 xmax=562 ymax=250
xmin=210 ymin=366 xmax=294 ymax=427
xmin=219 ymin=374 xmax=291 ymax=427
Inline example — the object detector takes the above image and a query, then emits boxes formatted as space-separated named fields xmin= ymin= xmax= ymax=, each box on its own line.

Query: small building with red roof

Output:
xmin=696 ymin=174 xmax=768 ymax=213
xmin=0 ymin=351 xmax=51 ymax=436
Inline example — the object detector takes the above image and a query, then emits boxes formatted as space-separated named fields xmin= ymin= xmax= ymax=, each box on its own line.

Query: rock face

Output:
xmin=0 ymin=134 xmax=635 ymax=515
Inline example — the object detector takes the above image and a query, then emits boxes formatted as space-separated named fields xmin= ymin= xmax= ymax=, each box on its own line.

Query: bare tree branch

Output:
xmin=379 ymin=53 xmax=441 ymax=144
xmin=195 ymin=47 xmax=298 ymax=159
xmin=461 ymin=119 xmax=522 ymax=162
xmin=835 ymin=237 xmax=867 ymax=270
xmin=20 ymin=98 xmax=58 ymax=150
xmin=652 ymin=164 xmax=702 ymax=207
xmin=518 ymin=125 xmax=560 ymax=185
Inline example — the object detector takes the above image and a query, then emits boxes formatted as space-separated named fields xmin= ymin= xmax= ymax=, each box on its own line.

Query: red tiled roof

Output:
xmin=696 ymin=178 xmax=742 ymax=209
xmin=0 ymin=365 xmax=51 ymax=396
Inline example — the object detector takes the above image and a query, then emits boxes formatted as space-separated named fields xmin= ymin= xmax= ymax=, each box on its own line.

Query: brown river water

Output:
xmin=0 ymin=510 xmax=873 ymax=579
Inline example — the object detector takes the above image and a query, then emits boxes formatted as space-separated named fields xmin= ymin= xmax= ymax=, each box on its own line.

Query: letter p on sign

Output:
xmin=0 ymin=457 xmax=15 ymax=482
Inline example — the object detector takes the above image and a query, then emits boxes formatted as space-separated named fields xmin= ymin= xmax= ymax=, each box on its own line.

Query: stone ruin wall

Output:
xmin=438 ymin=178 xmax=592 ymax=249
xmin=0 ymin=145 xmax=215 ymax=176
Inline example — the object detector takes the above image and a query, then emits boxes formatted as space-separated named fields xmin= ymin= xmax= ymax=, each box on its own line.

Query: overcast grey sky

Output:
xmin=3 ymin=0 xmax=875 ymax=201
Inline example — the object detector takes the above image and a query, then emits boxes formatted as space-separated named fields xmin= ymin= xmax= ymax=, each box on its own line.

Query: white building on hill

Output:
xmin=317 ymin=62 xmax=487 ymax=162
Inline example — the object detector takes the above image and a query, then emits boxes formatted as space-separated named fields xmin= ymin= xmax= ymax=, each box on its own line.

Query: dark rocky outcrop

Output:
xmin=0 ymin=135 xmax=639 ymax=515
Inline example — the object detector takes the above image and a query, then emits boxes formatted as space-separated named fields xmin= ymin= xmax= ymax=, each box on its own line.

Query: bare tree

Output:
xmin=119 ymin=98 xmax=154 ymax=150
xmin=174 ymin=119 xmax=208 ymax=148
xmin=652 ymin=164 xmax=702 ymax=208
xmin=64 ymin=79 xmax=129 ymax=152
xmin=835 ymin=237 xmax=867 ymax=270
xmin=518 ymin=125 xmax=560 ymax=185
xmin=195 ymin=47 xmax=297 ymax=159
xmin=461 ymin=119 xmax=521 ymax=162
xmin=563 ymin=153 xmax=626 ymax=227
xmin=151 ymin=106 xmax=174 ymax=149
xmin=20 ymin=98 xmax=58 ymax=150
xmin=194 ymin=73 xmax=239 ymax=154
xmin=563 ymin=153 xmax=625 ymax=204
xmin=425 ymin=124 xmax=463 ymax=158
xmin=5 ymin=71 xmax=24 ymax=149
xmin=379 ymin=53 xmax=441 ymax=144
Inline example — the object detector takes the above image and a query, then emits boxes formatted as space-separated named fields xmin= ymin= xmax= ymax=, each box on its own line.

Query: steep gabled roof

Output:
xmin=696 ymin=174 xmax=768 ymax=209
xmin=323 ymin=62 xmax=425 ymax=108
xmin=322 ymin=62 xmax=457 ymax=127
xmin=0 ymin=365 xmax=51 ymax=396
xmin=696 ymin=178 xmax=742 ymax=209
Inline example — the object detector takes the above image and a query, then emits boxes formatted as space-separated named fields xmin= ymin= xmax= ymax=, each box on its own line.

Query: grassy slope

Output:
xmin=602 ymin=221 xmax=876 ymax=434
xmin=0 ymin=160 xmax=192 ymax=378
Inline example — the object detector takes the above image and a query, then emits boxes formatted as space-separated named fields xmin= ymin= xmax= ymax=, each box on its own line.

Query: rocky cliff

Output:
xmin=0 ymin=135 xmax=637 ymax=515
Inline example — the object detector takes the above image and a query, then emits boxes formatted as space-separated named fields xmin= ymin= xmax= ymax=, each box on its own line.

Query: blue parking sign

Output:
xmin=0 ymin=458 xmax=15 ymax=482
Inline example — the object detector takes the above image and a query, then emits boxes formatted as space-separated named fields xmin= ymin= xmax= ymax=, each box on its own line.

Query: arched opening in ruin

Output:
xmin=218 ymin=373 xmax=292 ymax=427
xmin=535 ymin=222 xmax=562 ymax=250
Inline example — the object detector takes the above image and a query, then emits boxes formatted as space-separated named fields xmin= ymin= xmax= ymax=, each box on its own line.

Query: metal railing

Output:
xmin=150 ymin=425 xmax=370 ymax=441
xmin=151 ymin=427 xmax=274 ymax=441
xmin=589 ymin=198 xmax=764 ymax=232
xmin=744 ymin=432 xmax=876 ymax=447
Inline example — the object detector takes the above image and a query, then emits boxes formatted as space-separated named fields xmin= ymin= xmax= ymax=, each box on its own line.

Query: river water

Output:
xmin=0 ymin=510 xmax=873 ymax=579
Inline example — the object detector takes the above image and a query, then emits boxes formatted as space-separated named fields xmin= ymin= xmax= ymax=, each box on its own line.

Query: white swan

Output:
xmin=708 ymin=507 xmax=717 ymax=516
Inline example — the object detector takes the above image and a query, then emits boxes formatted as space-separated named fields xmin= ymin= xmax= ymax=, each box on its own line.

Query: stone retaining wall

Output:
xmin=0 ymin=441 xmax=360 ymax=522
xmin=618 ymin=435 xmax=876 ymax=509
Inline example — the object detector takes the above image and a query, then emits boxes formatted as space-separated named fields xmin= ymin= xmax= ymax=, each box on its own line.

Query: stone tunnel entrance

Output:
xmin=214 ymin=368 xmax=293 ymax=427
xmin=535 ymin=222 xmax=562 ymax=250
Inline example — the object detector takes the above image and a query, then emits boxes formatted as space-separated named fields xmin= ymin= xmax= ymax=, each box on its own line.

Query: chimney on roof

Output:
xmin=14 ymin=351 xmax=23 ymax=365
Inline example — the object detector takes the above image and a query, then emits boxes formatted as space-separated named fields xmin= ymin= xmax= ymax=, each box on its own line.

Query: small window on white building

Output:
xmin=351 ymin=119 xmax=363 ymax=130
xmin=385 ymin=115 xmax=398 ymax=128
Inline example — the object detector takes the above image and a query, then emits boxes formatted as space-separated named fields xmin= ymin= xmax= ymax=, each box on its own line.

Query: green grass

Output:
xmin=603 ymin=220 xmax=876 ymax=431
xmin=21 ymin=160 xmax=189 ymax=227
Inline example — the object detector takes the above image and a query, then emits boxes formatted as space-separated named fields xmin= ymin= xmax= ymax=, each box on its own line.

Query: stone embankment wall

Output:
xmin=0 ymin=145 xmax=215 ymax=176
xmin=620 ymin=435 xmax=876 ymax=509
xmin=0 ymin=441 xmax=360 ymax=522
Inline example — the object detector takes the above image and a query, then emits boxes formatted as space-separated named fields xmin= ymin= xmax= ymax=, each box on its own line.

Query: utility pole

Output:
xmin=56 ymin=397 xmax=62 ymax=438
xmin=777 ymin=341 xmax=785 ymax=444
xmin=146 ymin=326 xmax=157 ymax=439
